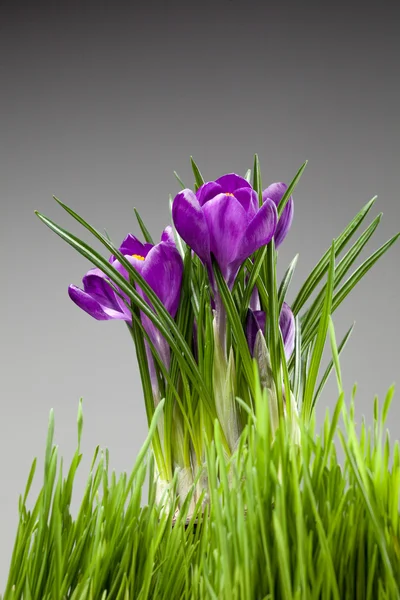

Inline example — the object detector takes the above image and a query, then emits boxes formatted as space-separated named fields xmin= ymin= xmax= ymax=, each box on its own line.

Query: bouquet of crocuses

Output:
xmin=40 ymin=159 xmax=305 ymax=515
xmin=3 ymin=157 xmax=400 ymax=599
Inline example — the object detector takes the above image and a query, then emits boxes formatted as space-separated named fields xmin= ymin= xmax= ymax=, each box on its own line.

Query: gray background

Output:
xmin=1 ymin=0 xmax=399 ymax=588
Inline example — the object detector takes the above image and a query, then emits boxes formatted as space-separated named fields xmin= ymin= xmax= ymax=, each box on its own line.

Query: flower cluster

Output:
xmin=67 ymin=170 xmax=296 ymax=500
xmin=70 ymin=173 xmax=294 ymax=358
xmin=36 ymin=156 xmax=398 ymax=520
xmin=70 ymin=174 xmax=294 ymax=393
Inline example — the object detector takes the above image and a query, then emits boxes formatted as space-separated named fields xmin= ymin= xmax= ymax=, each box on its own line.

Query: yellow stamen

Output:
xmin=225 ymin=192 xmax=234 ymax=196
xmin=132 ymin=254 xmax=145 ymax=261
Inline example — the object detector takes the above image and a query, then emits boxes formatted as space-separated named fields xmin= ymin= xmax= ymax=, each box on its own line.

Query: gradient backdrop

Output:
xmin=1 ymin=0 xmax=399 ymax=588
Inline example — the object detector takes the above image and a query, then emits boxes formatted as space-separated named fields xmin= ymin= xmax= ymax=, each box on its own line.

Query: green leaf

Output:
xmin=173 ymin=171 xmax=186 ymax=189
xmin=292 ymin=314 xmax=302 ymax=408
xmin=22 ymin=458 xmax=37 ymax=506
xmin=213 ymin=259 xmax=256 ymax=400
xmin=190 ymin=156 xmax=205 ymax=190
xmin=278 ymin=253 xmax=299 ymax=311
xmin=313 ymin=322 xmax=354 ymax=408
xmin=382 ymin=385 xmax=395 ymax=426
xmin=301 ymin=213 xmax=382 ymax=339
xmin=265 ymin=239 xmax=284 ymax=417
xmin=133 ymin=208 xmax=154 ymax=244
xmin=239 ymin=247 xmax=268 ymax=321
xmin=302 ymin=242 xmax=335 ymax=422
xmin=303 ymin=231 xmax=400 ymax=347
xmin=328 ymin=316 xmax=343 ymax=395
xmin=277 ymin=160 xmax=307 ymax=218
xmin=252 ymin=154 xmax=262 ymax=205
xmin=291 ymin=196 xmax=377 ymax=316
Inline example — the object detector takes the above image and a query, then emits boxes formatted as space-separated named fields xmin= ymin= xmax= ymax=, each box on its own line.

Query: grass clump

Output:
xmin=3 ymin=382 xmax=400 ymax=599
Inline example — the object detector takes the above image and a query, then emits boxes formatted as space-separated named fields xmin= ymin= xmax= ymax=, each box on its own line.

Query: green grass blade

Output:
xmin=213 ymin=259 xmax=255 ymax=400
xmin=327 ymin=315 xmax=343 ymax=395
xmin=277 ymin=160 xmax=307 ymax=218
xmin=278 ymin=253 xmax=299 ymax=311
xmin=173 ymin=171 xmax=186 ymax=189
xmin=303 ymin=231 xmax=400 ymax=348
xmin=252 ymin=154 xmax=262 ymax=204
xmin=301 ymin=213 xmax=382 ymax=338
xmin=312 ymin=322 xmax=354 ymax=409
xmin=302 ymin=242 xmax=335 ymax=421
xmin=133 ymin=208 xmax=154 ymax=244
xmin=291 ymin=196 xmax=377 ymax=315
xmin=190 ymin=156 xmax=205 ymax=190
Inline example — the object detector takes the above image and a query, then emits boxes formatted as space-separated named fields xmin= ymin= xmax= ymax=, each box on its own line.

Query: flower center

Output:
xmin=225 ymin=192 xmax=234 ymax=196
xmin=132 ymin=254 xmax=145 ymax=261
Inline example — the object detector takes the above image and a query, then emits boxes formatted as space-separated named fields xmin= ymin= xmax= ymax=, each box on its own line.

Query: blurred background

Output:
xmin=1 ymin=0 xmax=399 ymax=588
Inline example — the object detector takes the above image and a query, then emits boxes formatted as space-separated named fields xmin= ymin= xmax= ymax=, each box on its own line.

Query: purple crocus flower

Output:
xmin=262 ymin=182 xmax=294 ymax=248
xmin=172 ymin=174 xmax=278 ymax=288
xmin=246 ymin=302 xmax=295 ymax=360
xmin=68 ymin=229 xmax=183 ymax=368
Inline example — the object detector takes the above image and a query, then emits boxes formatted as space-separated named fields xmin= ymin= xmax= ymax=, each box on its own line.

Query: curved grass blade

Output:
xmin=239 ymin=247 xmax=268 ymax=321
xmin=278 ymin=253 xmax=299 ymax=312
xmin=252 ymin=154 xmax=262 ymax=204
xmin=190 ymin=156 xmax=205 ymax=190
xmin=302 ymin=242 xmax=335 ymax=422
xmin=292 ymin=314 xmax=302 ymax=408
xmin=133 ymin=208 xmax=154 ymax=244
xmin=312 ymin=322 xmax=354 ymax=410
xmin=266 ymin=239 xmax=284 ymax=416
xmin=277 ymin=160 xmax=307 ymax=218
xmin=173 ymin=171 xmax=186 ymax=189
xmin=328 ymin=315 xmax=343 ymax=395
xmin=301 ymin=213 xmax=382 ymax=337
xmin=212 ymin=259 xmax=256 ymax=399
xmin=302 ymin=231 xmax=400 ymax=349
xmin=291 ymin=196 xmax=377 ymax=315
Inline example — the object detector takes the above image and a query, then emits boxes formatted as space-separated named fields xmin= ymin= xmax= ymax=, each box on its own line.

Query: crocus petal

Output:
xmin=196 ymin=181 xmax=223 ymax=206
xmin=250 ymin=285 xmax=261 ymax=311
xmin=202 ymin=193 xmax=247 ymax=279
xmin=279 ymin=301 xmax=295 ymax=359
xmin=253 ymin=309 xmax=266 ymax=333
xmin=172 ymin=189 xmax=210 ymax=264
xmin=68 ymin=284 xmax=130 ymax=321
xmin=235 ymin=198 xmax=277 ymax=265
xmin=141 ymin=242 xmax=183 ymax=318
xmin=233 ymin=187 xmax=259 ymax=219
xmin=161 ymin=226 xmax=175 ymax=245
xmin=119 ymin=233 xmax=152 ymax=257
xmin=274 ymin=196 xmax=294 ymax=248
xmin=82 ymin=269 xmax=124 ymax=312
xmin=263 ymin=182 xmax=294 ymax=248
xmin=109 ymin=234 xmax=152 ymax=263
xmin=246 ymin=309 xmax=266 ymax=356
xmin=215 ymin=173 xmax=252 ymax=193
